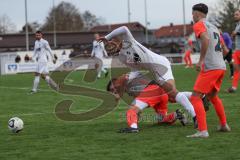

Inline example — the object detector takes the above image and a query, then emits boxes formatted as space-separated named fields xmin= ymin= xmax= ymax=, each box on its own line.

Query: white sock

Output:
xmin=130 ymin=123 xmax=138 ymax=129
xmin=175 ymin=92 xmax=196 ymax=117
xmin=102 ymin=68 xmax=107 ymax=73
xmin=32 ymin=76 xmax=40 ymax=92
xmin=97 ymin=71 xmax=101 ymax=78
xmin=180 ymin=91 xmax=192 ymax=99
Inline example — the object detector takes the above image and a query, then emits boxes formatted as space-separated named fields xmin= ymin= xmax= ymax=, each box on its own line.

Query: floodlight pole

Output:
xmin=182 ymin=0 xmax=187 ymax=37
xmin=25 ymin=0 xmax=29 ymax=51
xmin=127 ymin=0 xmax=131 ymax=22
xmin=53 ymin=0 xmax=57 ymax=48
xmin=144 ymin=0 xmax=149 ymax=44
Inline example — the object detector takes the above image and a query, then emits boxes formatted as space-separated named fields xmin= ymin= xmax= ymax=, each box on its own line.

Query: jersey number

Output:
xmin=213 ymin=32 xmax=221 ymax=52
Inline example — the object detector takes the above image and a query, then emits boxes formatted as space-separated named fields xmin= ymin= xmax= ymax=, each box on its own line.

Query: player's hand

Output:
xmin=196 ymin=61 xmax=203 ymax=72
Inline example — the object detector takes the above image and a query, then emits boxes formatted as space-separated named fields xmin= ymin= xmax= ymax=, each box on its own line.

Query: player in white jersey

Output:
xmin=91 ymin=33 xmax=109 ymax=78
xmin=29 ymin=31 xmax=58 ymax=94
xmin=99 ymin=26 xmax=198 ymax=127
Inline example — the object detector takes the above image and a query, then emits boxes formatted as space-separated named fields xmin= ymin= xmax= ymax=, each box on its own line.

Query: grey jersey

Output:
xmin=234 ymin=22 xmax=240 ymax=50
xmin=194 ymin=19 xmax=226 ymax=71
xmin=125 ymin=71 xmax=152 ymax=97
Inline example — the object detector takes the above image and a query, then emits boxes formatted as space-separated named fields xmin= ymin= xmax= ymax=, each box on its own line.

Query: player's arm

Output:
xmin=101 ymin=42 xmax=108 ymax=57
xmin=31 ymin=43 xmax=37 ymax=62
xmin=91 ymin=42 xmax=95 ymax=57
xmin=105 ymin=26 xmax=134 ymax=40
xmin=45 ymin=41 xmax=56 ymax=63
xmin=198 ymin=32 xmax=209 ymax=71
xmin=193 ymin=21 xmax=209 ymax=71
xmin=220 ymin=36 xmax=229 ymax=56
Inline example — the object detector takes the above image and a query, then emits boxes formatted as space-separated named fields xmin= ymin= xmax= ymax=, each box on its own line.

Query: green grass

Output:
xmin=0 ymin=66 xmax=240 ymax=160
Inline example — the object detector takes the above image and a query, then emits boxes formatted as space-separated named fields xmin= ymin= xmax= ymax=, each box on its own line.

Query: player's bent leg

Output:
xmin=207 ymin=91 xmax=231 ymax=132
xmin=42 ymin=74 xmax=59 ymax=91
xmin=187 ymin=91 xmax=209 ymax=138
xmin=228 ymin=54 xmax=240 ymax=92
xmin=119 ymin=102 xmax=147 ymax=133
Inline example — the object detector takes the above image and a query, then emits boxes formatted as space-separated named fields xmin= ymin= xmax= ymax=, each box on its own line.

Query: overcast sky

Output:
xmin=0 ymin=0 xmax=218 ymax=31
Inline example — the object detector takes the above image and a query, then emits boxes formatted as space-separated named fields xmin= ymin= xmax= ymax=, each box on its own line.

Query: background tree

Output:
xmin=41 ymin=1 xmax=84 ymax=32
xmin=82 ymin=10 xmax=105 ymax=31
xmin=209 ymin=0 xmax=240 ymax=33
xmin=0 ymin=14 xmax=16 ymax=34
xmin=20 ymin=21 xmax=41 ymax=33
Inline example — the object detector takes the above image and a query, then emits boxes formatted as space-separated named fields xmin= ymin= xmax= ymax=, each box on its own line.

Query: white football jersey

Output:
xmin=32 ymin=38 xmax=54 ymax=63
xmin=105 ymin=26 xmax=173 ymax=81
xmin=91 ymin=40 xmax=108 ymax=59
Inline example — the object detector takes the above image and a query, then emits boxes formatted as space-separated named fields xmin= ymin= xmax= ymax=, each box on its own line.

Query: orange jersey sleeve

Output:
xmin=193 ymin=21 xmax=207 ymax=38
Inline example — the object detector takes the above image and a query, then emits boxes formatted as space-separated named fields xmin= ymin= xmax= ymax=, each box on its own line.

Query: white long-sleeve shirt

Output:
xmin=32 ymin=38 xmax=54 ymax=63
xmin=105 ymin=26 xmax=170 ymax=79
xmin=91 ymin=40 xmax=108 ymax=59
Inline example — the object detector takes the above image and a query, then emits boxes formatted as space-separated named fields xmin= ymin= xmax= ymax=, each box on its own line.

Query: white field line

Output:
xmin=0 ymin=86 xmax=52 ymax=92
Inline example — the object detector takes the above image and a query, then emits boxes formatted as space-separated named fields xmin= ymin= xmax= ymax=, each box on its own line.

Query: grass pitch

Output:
xmin=0 ymin=65 xmax=239 ymax=160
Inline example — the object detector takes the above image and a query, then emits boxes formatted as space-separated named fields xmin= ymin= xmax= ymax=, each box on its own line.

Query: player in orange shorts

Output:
xmin=184 ymin=38 xmax=193 ymax=68
xmin=106 ymin=71 xmax=188 ymax=133
xmin=187 ymin=3 xmax=231 ymax=138
xmin=227 ymin=10 xmax=240 ymax=93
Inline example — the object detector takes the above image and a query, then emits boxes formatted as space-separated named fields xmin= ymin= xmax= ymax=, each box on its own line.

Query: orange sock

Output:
xmin=209 ymin=96 xmax=226 ymax=126
xmin=190 ymin=96 xmax=207 ymax=131
xmin=161 ymin=112 xmax=176 ymax=124
xmin=126 ymin=109 xmax=138 ymax=128
xmin=232 ymin=71 xmax=240 ymax=88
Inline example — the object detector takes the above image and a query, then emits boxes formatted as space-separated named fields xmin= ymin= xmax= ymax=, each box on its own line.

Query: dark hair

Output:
xmin=106 ymin=78 xmax=117 ymax=91
xmin=192 ymin=3 xmax=208 ymax=15
xmin=35 ymin=30 xmax=42 ymax=34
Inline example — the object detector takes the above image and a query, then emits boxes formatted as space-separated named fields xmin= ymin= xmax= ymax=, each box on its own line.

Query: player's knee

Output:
xmin=129 ymin=105 xmax=141 ymax=113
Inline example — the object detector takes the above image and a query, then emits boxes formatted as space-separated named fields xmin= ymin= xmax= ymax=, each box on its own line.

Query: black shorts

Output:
xmin=224 ymin=49 xmax=232 ymax=63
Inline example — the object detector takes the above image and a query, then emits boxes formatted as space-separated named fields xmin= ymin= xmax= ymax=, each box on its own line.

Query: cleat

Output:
xmin=193 ymin=116 xmax=198 ymax=129
xmin=118 ymin=127 xmax=139 ymax=133
xmin=217 ymin=124 xmax=231 ymax=132
xmin=175 ymin=109 xmax=188 ymax=126
xmin=202 ymin=95 xmax=210 ymax=111
xmin=186 ymin=130 xmax=209 ymax=138
xmin=105 ymin=71 xmax=109 ymax=78
xmin=226 ymin=87 xmax=236 ymax=93
xmin=28 ymin=90 xmax=37 ymax=95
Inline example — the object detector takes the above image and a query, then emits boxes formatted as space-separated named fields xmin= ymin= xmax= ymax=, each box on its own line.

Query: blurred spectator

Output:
xmin=15 ymin=55 xmax=21 ymax=63
xmin=24 ymin=54 xmax=30 ymax=62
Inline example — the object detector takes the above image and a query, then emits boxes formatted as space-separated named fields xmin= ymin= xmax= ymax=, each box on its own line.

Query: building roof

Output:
xmin=155 ymin=23 xmax=193 ymax=38
xmin=90 ymin=22 xmax=146 ymax=32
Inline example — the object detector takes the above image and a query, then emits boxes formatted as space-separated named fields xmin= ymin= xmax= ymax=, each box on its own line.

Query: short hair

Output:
xmin=192 ymin=3 xmax=208 ymax=15
xmin=106 ymin=78 xmax=117 ymax=91
xmin=35 ymin=30 xmax=42 ymax=34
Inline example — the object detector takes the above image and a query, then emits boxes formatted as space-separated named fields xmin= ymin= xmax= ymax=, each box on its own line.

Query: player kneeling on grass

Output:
xmin=106 ymin=71 xmax=188 ymax=133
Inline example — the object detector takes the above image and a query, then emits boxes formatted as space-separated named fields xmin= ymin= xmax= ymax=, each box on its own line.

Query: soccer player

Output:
xmin=29 ymin=31 xmax=58 ymax=94
xmin=184 ymin=37 xmax=193 ymax=68
xmin=187 ymin=3 xmax=230 ymax=138
xmin=106 ymin=71 xmax=188 ymax=133
xmin=227 ymin=10 xmax=240 ymax=93
xmin=99 ymin=26 xmax=197 ymax=127
xmin=91 ymin=33 xmax=109 ymax=78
